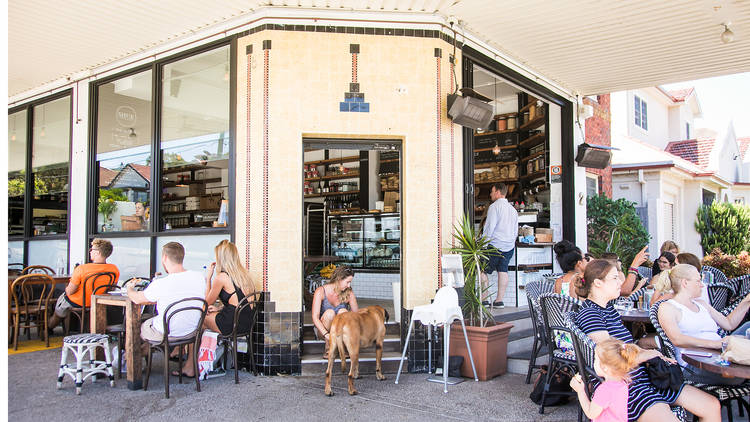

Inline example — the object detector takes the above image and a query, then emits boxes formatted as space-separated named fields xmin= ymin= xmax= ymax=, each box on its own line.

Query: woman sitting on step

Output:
xmin=311 ymin=266 xmax=359 ymax=358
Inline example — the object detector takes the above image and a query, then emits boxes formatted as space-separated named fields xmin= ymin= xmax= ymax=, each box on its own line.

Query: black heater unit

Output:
xmin=575 ymin=143 xmax=618 ymax=169
xmin=447 ymin=88 xmax=493 ymax=130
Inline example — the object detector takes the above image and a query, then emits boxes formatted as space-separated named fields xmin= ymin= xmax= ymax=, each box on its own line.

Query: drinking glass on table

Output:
xmin=717 ymin=339 xmax=730 ymax=366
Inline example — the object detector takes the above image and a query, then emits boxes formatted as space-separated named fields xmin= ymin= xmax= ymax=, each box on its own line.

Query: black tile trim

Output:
xmin=236 ymin=24 xmax=462 ymax=48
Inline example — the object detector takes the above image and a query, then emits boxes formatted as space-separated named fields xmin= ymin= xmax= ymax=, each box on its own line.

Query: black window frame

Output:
xmin=86 ymin=37 xmax=237 ymax=274
xmin=7 ymin=88 xmax=74 ymax=267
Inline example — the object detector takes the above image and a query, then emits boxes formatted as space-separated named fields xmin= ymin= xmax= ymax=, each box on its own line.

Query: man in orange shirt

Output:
xmin=48 ymin=239 xmax=120 ymax=331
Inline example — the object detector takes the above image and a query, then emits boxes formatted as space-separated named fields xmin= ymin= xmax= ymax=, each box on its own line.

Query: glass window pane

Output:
xmin=95 ymin=70 xmax=153 ymax=233
xmin=160 ymin=46 xmax=230 ymax=230
xmin=31 ymin=97 xmax=70 ymax=236
xmin=28 ymin=239 xmax=67 ymax=272
xmin=99 ymin=237 xmax=151 ymax=281
xmin=156 ymin=234 xmax=230 ymax=272
xmin=8 ymin=110 xmax=27 ymax=236
xmin=634 ymin=96 xmax=641 ymax=127
xmin=8 ymin=241 xmax=24 ymax=266
xmin=641 ymin=101 xmax=648 ymax=130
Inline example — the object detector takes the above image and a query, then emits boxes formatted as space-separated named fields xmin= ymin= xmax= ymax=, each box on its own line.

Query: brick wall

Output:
xmin=584 ymin=94 xmax=612 ymax=198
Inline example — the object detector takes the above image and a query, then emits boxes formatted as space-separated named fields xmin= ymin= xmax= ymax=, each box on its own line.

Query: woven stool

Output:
xmin=57 ymin=333 xmax=115 ymax=395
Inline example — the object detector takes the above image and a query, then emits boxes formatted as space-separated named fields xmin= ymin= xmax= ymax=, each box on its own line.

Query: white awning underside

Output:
xmin=9 ymin=0 xmax=750 ymax=99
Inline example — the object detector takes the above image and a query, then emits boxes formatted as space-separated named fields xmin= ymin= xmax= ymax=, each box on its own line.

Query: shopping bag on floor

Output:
xmin=197 ymin=331 xmax=219 ymax=380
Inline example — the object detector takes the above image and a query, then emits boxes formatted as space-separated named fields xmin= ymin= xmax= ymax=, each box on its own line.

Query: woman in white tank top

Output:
xmin=657 ymin=264 xmax=750 ymax=385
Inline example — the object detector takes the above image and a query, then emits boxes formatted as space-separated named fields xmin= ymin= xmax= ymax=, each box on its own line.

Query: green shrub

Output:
xmin=695 ymin=202 xmax=750 ymax=255
xmin=587 ymin=194 xmax=650 ymax=269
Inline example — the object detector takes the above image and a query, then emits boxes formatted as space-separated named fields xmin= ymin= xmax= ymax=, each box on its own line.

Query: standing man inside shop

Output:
xmin=482 ymin=182 xmax=518 ymax=308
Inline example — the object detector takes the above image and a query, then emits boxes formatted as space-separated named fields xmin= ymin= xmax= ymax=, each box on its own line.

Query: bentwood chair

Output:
xmin=649 ymin=300 xmax=749 ymax=421
xmin=22 ymin=265 xmax=56 ymax=275
xmin=65 ymin=272 xmax=117 ymax=335
xmin=218 ymin=292 xmax=262 ymax=383
xmin=8 ymin=263 xmax=24 ymax=275
xmin=143 ymin=297 xmax=208 ymax=399
xmin=9 ymin=274 xmax=56 ymax=349
xmin=538 ymin=293 xmax=581 ymax=415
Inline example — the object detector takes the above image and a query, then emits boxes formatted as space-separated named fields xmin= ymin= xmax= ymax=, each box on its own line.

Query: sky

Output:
xmin=662 ymin=72 xmax=750 ymax=138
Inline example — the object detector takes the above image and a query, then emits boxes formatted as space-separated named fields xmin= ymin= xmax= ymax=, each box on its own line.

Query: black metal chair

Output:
xmin=650 ymin=300 xmax=750 ymax=421
xmin=726 ymin=275 xmax=750 ymax=305
xmin=64 ymin=271 xmax=118 ymax=335
xmin=524 ymin=280 xmax=553 ymax=384
xmin=538 ymin=293 xmax=581 ymax=415
xmin=143 ymin=297 xmax=208 ymax=399
xmin=707 ymin=282 xmax=734 ymax=313
xmin=9 ymin=274 xmax=56 ymax=349
xmin=217 ymin=292 xmax=262 ymax=383
xmin=702 ymin=265 xmax=729 ymax=285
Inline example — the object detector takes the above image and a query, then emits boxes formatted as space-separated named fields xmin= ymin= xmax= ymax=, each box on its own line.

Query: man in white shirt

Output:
xmin=482 ymin=183 xmax=518 ymax=308
xmin=127 ymin=242 xmax=206 ymax=347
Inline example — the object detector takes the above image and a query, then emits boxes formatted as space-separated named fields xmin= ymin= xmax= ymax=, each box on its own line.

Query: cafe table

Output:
xmin=618 ymin=308 xmax=651 ymax=324
xmin=682 ymin=347 xmax=750 ymax=380
xmin=303 ymin=255 xmax=341 ymax=275
xmin=8 ymin=273 xmax=71 ymax=285
xmin=90 ymin=293 xmax=143 ymax=390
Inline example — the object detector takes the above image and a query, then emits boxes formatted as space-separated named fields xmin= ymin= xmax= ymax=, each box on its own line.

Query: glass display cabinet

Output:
xmin=328 ymin=213 xmax=400 ymax=271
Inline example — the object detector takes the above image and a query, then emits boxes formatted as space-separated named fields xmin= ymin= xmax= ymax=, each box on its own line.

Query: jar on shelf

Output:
xmin=507 ymin=113 xmax=518 ymax=130
xmin=522 ymin=111 xmax=530 ymax=126
xmin=496 ymin=116 xmax=507 ymax=131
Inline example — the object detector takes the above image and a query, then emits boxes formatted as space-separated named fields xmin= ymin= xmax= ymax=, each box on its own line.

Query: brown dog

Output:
xmin=324 ymin=305 xmax=389 ymax=396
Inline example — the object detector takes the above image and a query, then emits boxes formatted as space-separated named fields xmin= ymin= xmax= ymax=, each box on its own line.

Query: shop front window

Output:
xmin=95 ymin=70 xmax=153 ymax=233
xmin=156 ymin=234 xmax=230 ymax=271
xmin=8 ymin=110 xmax=27 ymax=236
xmin=160 ymin=46 xmax=230 ymax=230
xmin=31 ymin=96 xmax=71 ymax=236
xmin=99 ymin=237 xmax=151 ymax=280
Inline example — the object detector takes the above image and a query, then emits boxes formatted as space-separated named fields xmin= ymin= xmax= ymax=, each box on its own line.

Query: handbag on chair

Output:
xmin=643 ymin=357 xmax=683 ymax=392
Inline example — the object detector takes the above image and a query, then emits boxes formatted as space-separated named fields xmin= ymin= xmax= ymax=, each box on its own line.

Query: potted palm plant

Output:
xmin=447 ymin=214 xmax=514 ymax=380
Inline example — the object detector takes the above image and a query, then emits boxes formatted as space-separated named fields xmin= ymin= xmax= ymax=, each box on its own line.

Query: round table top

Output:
xmin=618 ymin=308 xmax=651 ymax=323
xmin=681 ymin=347 xmax=750 ymax=380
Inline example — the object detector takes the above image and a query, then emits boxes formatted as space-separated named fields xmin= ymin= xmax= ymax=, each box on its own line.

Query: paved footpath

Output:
xmin=9 ymin=347 xmax=581 ymax=421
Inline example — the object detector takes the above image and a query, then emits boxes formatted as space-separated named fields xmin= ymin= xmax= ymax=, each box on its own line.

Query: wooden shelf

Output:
xmin=328 ymin=208 xmax=362 ymax=215
xmin=474 ymin=161 xmax=517 ymax=169
xmin=162 ymin=208 xmax=220 ymax=215
xmin=380 ymin=159 xmax=399 ymax=164
xmin=381 ymin=188 xmax=399 ymax=192
xmin=521 ymin=170 xmax=547 ymax=180
xmin=474 ymin=129 xmax=517 ymax=136
xmin=163 ymin=177 xmax=221 ymax=187
xmin=519 ymin=115 xmax=546 ymax=131
xmin=519 ymin=132 xmax=546 ymax=148
xmin=474 ymin=179 xmax=519 ymax=185
xmin=304 ymin=155 xmax=360 ymax=166
xmin=163 ymin=163 xmax=219 ymax=175
xmin=516 ymin=263 xmax=553 ymax=269
xmin=305 ymin=172 xmax=359 ymax=182
xmin=304 ymin=190 xmax=360 ymax=198
xmin=162 ymin=196 xmax=187 ymax=202
xmin=520 ymin=151 xmax=545 ymax=163
xmin=474 ymin=145 xmax=517 ymax=153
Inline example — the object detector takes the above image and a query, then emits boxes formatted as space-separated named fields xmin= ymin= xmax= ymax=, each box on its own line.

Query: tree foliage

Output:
xmin=587 ymin=194 xmax=650 ymax=269
xmin=695 ymin=202 xmax=750 ymax=255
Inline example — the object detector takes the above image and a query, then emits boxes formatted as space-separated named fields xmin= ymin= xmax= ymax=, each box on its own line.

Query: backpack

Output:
xmin=529 ymin=365 xmax=573 ymax=406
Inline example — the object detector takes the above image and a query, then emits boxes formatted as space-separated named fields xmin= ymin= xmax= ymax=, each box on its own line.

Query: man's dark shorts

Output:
xmin=482 ymin=247 xmax=515 ymax=274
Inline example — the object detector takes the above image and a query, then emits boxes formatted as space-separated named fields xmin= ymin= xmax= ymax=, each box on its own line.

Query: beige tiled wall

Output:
xmin=235 ymin=31 xmax=463 ymax=311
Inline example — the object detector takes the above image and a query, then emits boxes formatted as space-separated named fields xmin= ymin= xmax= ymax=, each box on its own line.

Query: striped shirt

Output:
xmin=576 ymin=300 xmax=682 ymax=422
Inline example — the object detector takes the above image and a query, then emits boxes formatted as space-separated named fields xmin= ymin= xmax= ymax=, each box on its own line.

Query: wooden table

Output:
xmin=8 ymin=274 xmax=71 ymax=284
xmin=90 ymin=294 xmax=143 ymax=390
xmin=682 ymin=347 xmax=750 ymax=380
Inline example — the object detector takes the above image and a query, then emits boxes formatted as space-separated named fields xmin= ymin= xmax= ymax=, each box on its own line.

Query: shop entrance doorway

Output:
xmin=300 ymin=138 xmax=403 ymax=373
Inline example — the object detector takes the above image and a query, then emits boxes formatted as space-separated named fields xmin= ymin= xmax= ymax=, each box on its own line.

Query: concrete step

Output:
xmin=300 ymin=351 xmax=405 ymax=376
xmin=507 ymin=344 xmax=547 ymax=376
xmin=302 ymin=322 xmax=400 ymax=337
xmin=302 ymin=335 xmax=401 ymax=355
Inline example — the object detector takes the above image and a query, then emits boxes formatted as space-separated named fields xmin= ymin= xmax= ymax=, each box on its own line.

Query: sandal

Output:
xmin=171 ymin=370 xmax=195 ymax=378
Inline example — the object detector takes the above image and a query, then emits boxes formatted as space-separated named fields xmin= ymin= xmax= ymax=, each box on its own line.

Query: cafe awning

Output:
xmin=9 ymin=0 xmax=750 ymax=98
